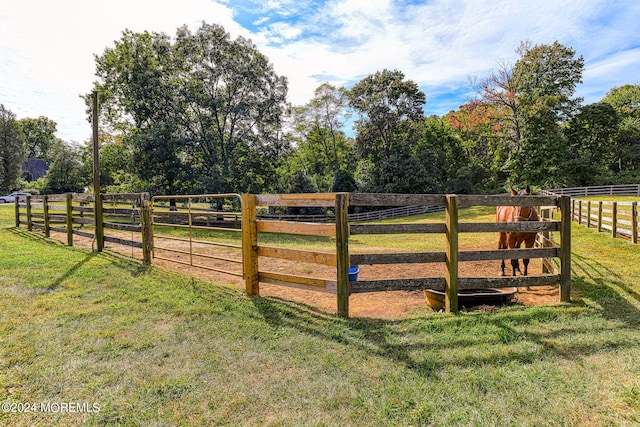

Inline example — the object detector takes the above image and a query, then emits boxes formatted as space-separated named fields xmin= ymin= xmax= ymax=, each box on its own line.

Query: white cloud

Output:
xmin=580 ymin=47 xmax=640 ymax=101
xmin=0 ymin=0 xmax=243 ymax=142
xmin=1 ymin=0 xmax=639 ymax=141
xmin=259 ymin=21 xmax=303 ymax=43
xmin=259 ymin=0 xmax=640 ymax=109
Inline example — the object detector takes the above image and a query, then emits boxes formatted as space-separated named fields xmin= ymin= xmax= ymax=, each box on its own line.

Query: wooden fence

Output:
xmin=571 ymin=199 xmax=639 ymax=243
xmin=544 ymin=184 xmax=640 ymax=197
xmin=15 ymin=191 xmax=572 ymax=317
xmin=15 ymin=193 xmax=153 ymax=262
xmin=242 ymin=192 xmax=571 ymax=317
xmin=543 ymin=185 xmax=640 ymax=244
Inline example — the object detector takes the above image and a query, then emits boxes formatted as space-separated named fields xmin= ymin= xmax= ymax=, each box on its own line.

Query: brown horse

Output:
xmin=496 ymin=186 xmax=539 ymax=276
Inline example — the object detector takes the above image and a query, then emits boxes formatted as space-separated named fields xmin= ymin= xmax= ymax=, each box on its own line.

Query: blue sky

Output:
xmin=0 ymin=0 xmax=639 ymax=143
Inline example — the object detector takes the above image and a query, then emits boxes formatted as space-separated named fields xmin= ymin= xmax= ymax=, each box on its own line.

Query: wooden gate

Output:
xmin=150 ymin=194 xmax=244 ymax=277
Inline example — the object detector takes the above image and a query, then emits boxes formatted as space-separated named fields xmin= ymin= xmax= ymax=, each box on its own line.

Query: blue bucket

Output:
xmin=348 ymin=265 xmax=360 ymax=281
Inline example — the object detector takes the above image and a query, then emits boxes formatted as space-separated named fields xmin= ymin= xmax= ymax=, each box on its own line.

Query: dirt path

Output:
xmin=154 ymin=256 xmax=558 ymax=318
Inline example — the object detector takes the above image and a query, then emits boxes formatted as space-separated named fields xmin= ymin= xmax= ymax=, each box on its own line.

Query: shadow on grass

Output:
xmin=251 ymin=273 xmax=640 ymax=375
xmin=10 ymin=227 xmax=67 ymax=246
xmin=47 ymin=253 xmax=97 ymax=290
xmin=571 ymin=252 xmax=640 ymax=325
xmin=9 ymin=227 xmax=152 ymax=285
xmin=97 ymin=249 xmax=152 ymax=278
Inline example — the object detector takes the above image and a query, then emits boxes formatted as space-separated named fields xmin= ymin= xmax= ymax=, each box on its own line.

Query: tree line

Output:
xmin=1 ymin=22 xmax=639 ymax=197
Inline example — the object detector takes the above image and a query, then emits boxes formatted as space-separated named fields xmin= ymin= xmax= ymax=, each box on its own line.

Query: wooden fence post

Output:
xmin=611 ymin=201 xmax=617 ymax=238
xmin=541 ymin=207 xmax=550 ymax=274
xmin=335 ymin=193 xmax=350 ymax=317
xmin=586 ymin=201 xmax=591 ymax=228
xmin=141 ymin=199 xmax=153 ymax=264
xmin=577 ymin=200 xmax=582 ymax=224
xmin=43 ymin=195 xmax=50 ymax=238
xmin=597 ymin=201 xmax=603 ymax=232
xmin=94 ymin=193 xmax=104 ymax=252
xmin=572 ymin=199 xmax=576 ymax=221
xmin=14 ymin=197 xmax=19 ymax=227
xmin=559 ymin=196 xmax=572 ymax=302
xmin=26 ymin=195 xmax=32 ymax=231
xmin=66 ymin=194 xmax=73 ymax=246
xmin=632 ymin=202 xmax=638 ymax=244
xmin=241 ymin=194 xmax=259 ymax=296
xmin=445 ymin=195 xmax=459 ymax=313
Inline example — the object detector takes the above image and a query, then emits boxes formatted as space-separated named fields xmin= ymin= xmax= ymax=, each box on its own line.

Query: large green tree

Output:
xmin=601 ymin=84 xmax=640 ymax=178
xmin=445 ymin=100 xmax=506 ymax=191
xmin=348 ymin=70 xmax=428 ymax=192
xmin=90 ymin=22 xmax=288 ymax=195
xmin=565 ymin=102 xmax=620 ymax=185
xmin=174 ymin=23 xmax=289 ymax=193
xmin=44 ymin=142 xmax=87 ymax=193
xmin=91 ymin=29 xmax=188 ymax=196
xmin=601 ymin=84 xmax=640 ymax=116
xmin=288 ymin=83 xmax=353 ymax=191
xmin=0 ymin=105 xmax=25 ymax=193
xmin=414 ymin=117 xmax=476 ymax=193
xmin=80 ymin=132 xmax=145 ymax=193
xmin=476 ymin=41 xmax=584 ymax=187
xmin=349 ymin=69 xmax=425 ymax=162
xmin=19 ymin=116 xmax=59 ymax=162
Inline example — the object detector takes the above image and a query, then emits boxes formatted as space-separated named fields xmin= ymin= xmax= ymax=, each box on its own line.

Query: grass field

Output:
xmin=1 ymin=203 xmax=640 ymax=426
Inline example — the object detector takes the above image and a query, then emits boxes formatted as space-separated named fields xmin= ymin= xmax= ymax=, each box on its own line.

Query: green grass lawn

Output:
xmin=1 ymin=204 xmax=640 ymax=426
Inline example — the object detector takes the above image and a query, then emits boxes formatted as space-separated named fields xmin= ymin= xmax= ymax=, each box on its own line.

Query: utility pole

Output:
xmin=92 ymin=91 xmax=104 ymax=251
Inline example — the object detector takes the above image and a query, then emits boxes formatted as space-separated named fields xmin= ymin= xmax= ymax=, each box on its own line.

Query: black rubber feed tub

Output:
xmin=424 ymin=287 xmax=517 ymax=310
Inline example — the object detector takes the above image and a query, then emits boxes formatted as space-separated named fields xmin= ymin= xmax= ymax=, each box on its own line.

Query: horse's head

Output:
xmin=510 ymin=185 xmax=536 ymax=221
xmin=510 ymin=185 xmax=530 ymax=197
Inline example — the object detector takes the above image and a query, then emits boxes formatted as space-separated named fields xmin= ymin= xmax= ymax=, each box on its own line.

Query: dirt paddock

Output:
xmin=156 ymin=257 xmax=559 ymax=319
xmin=46 ymin=229 xmax=560 ymax=319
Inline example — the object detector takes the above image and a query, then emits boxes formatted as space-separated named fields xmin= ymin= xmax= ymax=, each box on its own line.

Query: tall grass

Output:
xmin=1 ymin=204 xmax=640 ymax=426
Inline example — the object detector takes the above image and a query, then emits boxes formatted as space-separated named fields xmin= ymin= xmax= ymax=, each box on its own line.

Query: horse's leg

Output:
xmin=508 ymin=234 xmax=521 ymax=276
xmin=511 ymin=259 xmax=520 ymax=276
xmin=522 ymin=234 xmax=536 ymax=276
xmin=498 ymin=232 xmax=507 ymax=276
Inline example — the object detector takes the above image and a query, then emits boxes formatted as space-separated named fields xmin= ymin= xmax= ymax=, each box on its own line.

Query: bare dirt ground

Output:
xmin=42 ymin=227 xmax=560 ymax=319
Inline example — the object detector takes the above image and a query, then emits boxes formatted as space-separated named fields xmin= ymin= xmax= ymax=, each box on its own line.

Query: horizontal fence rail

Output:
xmin=545 ymin=185 xmax=640 ymax=244
xmin=571 ymin=199 xmax=639 ymax=244
xmin=257 ymin=204 xmax=444 ymax=223
xmin=544 ymin=184 xmax=640 ymax=197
